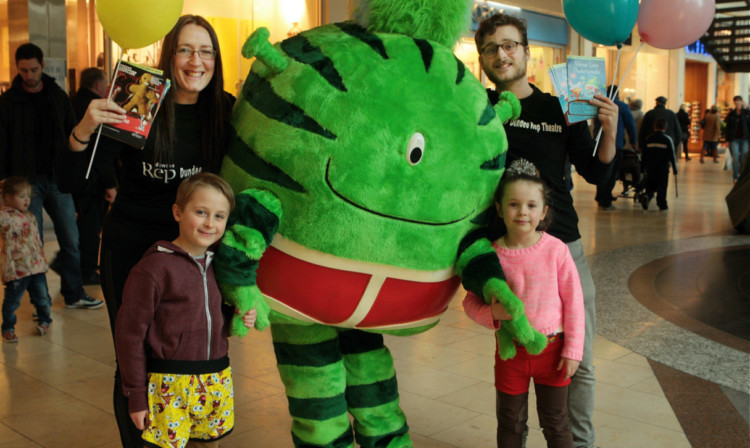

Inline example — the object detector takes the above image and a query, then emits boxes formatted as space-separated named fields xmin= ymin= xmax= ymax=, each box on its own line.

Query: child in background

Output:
xmin=0 ymin=176 xmax=53 ymax=342
xmin=463 ymin=159 xmax=584 ymax=448
xmin=640 ymin=117 xmax=678 ymax=211
xmin=115 ymin=172 xmax=257 ymax=448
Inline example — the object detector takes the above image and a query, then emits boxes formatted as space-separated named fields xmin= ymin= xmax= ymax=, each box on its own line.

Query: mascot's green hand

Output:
xmin=483 ymin=278 xmax=548 ymax=358
xmin=223 ymin=284 xmax=270 ymax=337
xmin=483 ymin=277 xmax=524 ymax=316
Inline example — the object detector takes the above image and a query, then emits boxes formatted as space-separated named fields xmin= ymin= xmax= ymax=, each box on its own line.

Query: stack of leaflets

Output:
xmin=548 ymin=56 xmax=606 ymax=125
xmin=101 ymin=60 xmax=171 ymax=149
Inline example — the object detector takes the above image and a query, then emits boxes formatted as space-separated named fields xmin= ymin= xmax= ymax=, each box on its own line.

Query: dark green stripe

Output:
xmin=414 ymin=38 xmax=433 ymax=72
xmin=455 ymin=56 xmax=466 ymax=85
xmin=213 ymin=244 xmax=259 ymax=286
xmin=461 ymin=252 xmax=506 ymax=297
xmin=334 ymin=22 xmax=388 ymax=59
xmin=232 ymin=193 xmax=282 ymax=244
xmin=470 ymin=207 xmax=495 ymax=226
xmin=243 ymin=71 xmax=336 ymax=140
xmin=338 ymin=330 xmax=384 ymax=355
xmin=481 ymin=154 xmax=502 ymax=170
xmin=356 ymin=424 xmax=410 ymax=448
xmin=288 ymin=394 xmax=348 ymax=421
xmin=292 ymin=428 xmax=354 ymax=448
xmin=458 ymin=227 xmax=492 ymax=255
xmin=478 ymin=101 xmax=497 ymax=126
xmin=274 ymin=339 xmax=342 ymax=367
xmin=226 ymin=137 xmax=306 ymax=193
xmin=281 ymin=34 xmax=347 ymax=92
xmin=345 ymin=377 xmax=399 ymax=409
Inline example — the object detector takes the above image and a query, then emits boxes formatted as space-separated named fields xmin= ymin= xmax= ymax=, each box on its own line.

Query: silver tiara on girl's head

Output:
xmin=506 ymin=158 xmax=539 ymax=177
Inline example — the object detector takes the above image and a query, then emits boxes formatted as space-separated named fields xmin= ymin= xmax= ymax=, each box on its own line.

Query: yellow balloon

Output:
xmin=96 ymin=0 xmax=184 ymax=50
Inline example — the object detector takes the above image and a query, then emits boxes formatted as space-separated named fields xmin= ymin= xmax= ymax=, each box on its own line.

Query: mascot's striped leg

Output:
xmin=271 ymin=323 xmax=412 ymax=448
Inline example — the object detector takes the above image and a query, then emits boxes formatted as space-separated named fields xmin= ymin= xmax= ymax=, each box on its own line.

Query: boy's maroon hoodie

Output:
xmin=115 ymin=240 xmax=231 ymax=413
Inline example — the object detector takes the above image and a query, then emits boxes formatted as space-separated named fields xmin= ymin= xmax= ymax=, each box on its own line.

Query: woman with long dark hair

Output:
xmin=66 ymin=15 xmax=234 ymax=446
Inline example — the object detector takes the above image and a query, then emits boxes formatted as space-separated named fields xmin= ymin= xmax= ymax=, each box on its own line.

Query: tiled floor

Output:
xmin=0 ymin=151 xmax=748 ymax=447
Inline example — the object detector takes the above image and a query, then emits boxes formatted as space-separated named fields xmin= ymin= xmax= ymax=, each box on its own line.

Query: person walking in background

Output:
xmin=61 ymin=15 xmax=235 ymax=447
xmin=0 ymin=43 xmax=103 ymax=311
xmin=0 ymin=177 xmax=53 ymax=342
xmin=630 ymin=99 xmax=644 ymax=137
xmin=639 ymin=96 xmax=682 ymax=161
xmin=724 ymin=95 xmax=750 ymax=182
xmin=594 ymin=85 xmax=637 ymax=210
xmin=701 ymin=105 xmax=721 ymax=164
xmin=640 ymin=118 xmax=678 ymax=211
xmin=463 ymin=160 xmax=584 ymax=448
xmin=677 ymin=104 xmax=692 ymax=161
xmin=70 ymin=67 xmax=117 ymax=285
xmin=475 ymin=13 xmax=617 ymax=448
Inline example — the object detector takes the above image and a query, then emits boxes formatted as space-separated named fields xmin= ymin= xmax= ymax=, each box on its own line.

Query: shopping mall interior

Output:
xmin=0 ymin=0 xmax=748 ymax=447
xmin=0 ymin=152 xmax=743 ymax=448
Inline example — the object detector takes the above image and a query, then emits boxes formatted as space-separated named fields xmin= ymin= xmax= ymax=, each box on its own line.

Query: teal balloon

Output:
xmin=563 ymin=0 xmax=639 ymax=46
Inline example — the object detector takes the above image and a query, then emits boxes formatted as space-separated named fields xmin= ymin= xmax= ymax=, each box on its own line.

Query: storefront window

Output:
xmin=596 ymin=45 xmax=669 ymax=107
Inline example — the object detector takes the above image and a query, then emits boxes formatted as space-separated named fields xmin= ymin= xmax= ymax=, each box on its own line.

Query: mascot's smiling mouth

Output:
xmin=325 ymin=159 xmax=472 ymax=226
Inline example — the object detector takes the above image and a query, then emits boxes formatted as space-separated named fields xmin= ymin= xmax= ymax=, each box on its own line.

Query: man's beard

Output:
xmin=483 ymin=60 xmax=527 ymax=91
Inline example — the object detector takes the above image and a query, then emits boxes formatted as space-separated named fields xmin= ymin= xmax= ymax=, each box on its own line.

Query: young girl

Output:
xmin=115 ymin=173 xmax=256 ymax=448
xmin=463 ymin=159 xmax=584 ymax=448
xmin=0 ymin=176 xmax=53 ymax=342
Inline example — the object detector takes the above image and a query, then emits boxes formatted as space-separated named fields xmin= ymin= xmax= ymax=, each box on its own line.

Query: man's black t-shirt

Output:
xmin=490 ymin=85 xmax=613 ymax=243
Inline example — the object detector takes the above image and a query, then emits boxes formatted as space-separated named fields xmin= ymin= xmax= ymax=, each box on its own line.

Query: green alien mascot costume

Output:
xmin=214 ymin=0 xmax=547 ymax=446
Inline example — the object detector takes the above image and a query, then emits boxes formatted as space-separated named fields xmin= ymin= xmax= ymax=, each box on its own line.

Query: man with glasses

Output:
xmin=475 ymin=13 xmax=618 ymax=448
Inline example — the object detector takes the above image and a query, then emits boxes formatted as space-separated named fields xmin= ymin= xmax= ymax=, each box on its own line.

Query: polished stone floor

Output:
xmin=0 ymin=151 xmax=747 ymax=447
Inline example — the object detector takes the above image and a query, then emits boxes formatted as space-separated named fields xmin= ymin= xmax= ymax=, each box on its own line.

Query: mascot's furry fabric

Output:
xmin=214 ymin=0 xmax=546 ymax=446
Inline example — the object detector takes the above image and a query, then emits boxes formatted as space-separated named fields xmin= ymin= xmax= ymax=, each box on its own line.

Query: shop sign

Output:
xmin=686 ymin=40 xmax=710 ymax=57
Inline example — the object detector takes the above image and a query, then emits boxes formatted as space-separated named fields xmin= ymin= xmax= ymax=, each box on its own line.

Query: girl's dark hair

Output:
xmin=1 ymin=176 xmax=32 ymax=198
xmin=153 ymin=15 xmax=231 ymax=173
xmin=490 ymin=159 xmax=553 ymax=234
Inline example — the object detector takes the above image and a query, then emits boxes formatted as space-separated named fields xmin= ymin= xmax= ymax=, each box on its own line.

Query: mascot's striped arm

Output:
xmin=214 ymin=188 xmax=281 ymax=336
xmin=456 ymin=228 xmax=548 ymax=360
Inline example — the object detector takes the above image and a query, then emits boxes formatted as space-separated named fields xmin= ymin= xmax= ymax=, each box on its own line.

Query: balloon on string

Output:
xmin=563 ymin=0 xmax=640 ymax=46
xmin=638 ymin=0 xmax=716 ymax=49
xmin=96 ymin=0 xmax=184 ymax=50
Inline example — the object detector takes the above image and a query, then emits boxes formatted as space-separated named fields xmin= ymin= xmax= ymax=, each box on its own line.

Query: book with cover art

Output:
xmin=101 ymin=60 xmax=170 ymax=149
xmin=548 ymin=64 xmax=571 ymax=120
xmin=565 ymin=56 xmax=606 ymax=122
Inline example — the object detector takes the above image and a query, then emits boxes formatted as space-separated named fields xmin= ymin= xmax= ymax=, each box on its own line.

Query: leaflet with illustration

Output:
xmin=100 ymin=60 xmax=171 ymax=149
xmin=565 ymin=56 xmax=606 ymax=123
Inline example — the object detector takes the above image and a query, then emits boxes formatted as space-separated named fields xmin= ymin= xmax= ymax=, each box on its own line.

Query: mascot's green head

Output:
xmin=221 ymin=0 xmax=519 ymax=272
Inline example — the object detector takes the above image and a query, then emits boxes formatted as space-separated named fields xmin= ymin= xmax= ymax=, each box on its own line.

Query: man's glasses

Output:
xmin=481 ymin=41 xmax=523 ymax=57
xmin=175 ymin=46 xmax=217 ymax=61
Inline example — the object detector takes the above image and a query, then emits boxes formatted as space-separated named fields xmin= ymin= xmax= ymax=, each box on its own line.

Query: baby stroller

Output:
xmin=618 ymin=148 xmax=644 ymax=201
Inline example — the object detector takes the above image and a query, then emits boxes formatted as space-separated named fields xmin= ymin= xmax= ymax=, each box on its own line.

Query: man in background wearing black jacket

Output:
xmin=0 ymin=43 xmax=103 ymax=309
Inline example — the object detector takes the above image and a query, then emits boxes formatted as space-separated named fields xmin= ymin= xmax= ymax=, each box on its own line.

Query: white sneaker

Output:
xmin=66 ymin=295 xmax=104 ymax=310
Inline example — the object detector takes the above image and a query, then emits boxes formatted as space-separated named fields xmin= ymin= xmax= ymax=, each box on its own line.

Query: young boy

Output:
xmin=0 ymin=176 xmax=53 ymax=342
xmin=640 ymin=118 xmax=678 ymax=211
xmin=114 ymin=172 xmax=257 ymax=448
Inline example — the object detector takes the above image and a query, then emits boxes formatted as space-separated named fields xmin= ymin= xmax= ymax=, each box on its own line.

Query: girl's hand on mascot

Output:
xmin=490 ymin=298 xmax=512 ymax=321
xmin=130 ymin=410 xmax=148 ymax=430
xmin=238 ymin=307 xmax=258 ymax=329
xmin=557 ymin=357 xmax=580 ymax=380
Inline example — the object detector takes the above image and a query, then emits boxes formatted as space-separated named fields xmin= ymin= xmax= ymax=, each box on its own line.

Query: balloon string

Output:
xmin=593 ymin=42 xmax=644 ymax=157
xmin=85 ymin=52 xmax=124 ymax=180
xmin=593 ymin=45 xmax=622 ymax=157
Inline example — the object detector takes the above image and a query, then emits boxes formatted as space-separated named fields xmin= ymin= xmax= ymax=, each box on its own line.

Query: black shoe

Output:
xmin=639 ymin=194 xmax=649 ymax=210
xmin=659 ymin=207 xmax=668 ymax=211
xmin=82 ymin=272 xmax=101 ymax=286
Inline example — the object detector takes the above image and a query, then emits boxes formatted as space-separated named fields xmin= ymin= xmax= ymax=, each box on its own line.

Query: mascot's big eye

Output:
xmin=406 ymin=132 xmax=425 ymax=166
